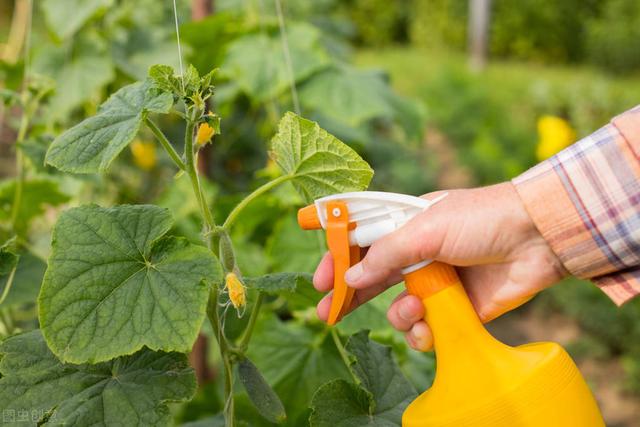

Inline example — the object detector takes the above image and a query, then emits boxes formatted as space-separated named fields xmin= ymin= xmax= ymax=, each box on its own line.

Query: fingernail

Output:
xmin=413 ymin=326 xmax=427 ymax=340
xmin=412 ymin=326 xmax=431 ymax=351
xmin=345 ymin=263 xmax=363 ymax=284
xmin=399 ymin=301 xmax=414 ymax=322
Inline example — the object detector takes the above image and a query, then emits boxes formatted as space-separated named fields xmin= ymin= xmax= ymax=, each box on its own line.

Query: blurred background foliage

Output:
xmin=1 ymin=0 xmax=640 ymax=425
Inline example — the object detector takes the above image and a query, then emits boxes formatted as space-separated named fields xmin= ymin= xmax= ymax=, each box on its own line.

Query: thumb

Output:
xmin=345 ymin=196 xmax=447 ymax=290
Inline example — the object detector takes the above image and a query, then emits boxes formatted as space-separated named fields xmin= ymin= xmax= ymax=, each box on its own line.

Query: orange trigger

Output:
xmin=338 ymin=245 xmax=360 ymax=320
xmin=325 ymin=201 xmax=356 ymax=325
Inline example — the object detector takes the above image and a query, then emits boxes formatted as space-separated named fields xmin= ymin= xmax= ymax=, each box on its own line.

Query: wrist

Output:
xmin=499 ymin=181 xmax=569 ymax=280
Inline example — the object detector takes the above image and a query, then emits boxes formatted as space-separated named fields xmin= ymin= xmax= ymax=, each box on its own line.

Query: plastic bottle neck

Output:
xmin=403 ymin=263 xmax=518 ymax=394
xmin=425 ymin=282 xmax=511 ymax=387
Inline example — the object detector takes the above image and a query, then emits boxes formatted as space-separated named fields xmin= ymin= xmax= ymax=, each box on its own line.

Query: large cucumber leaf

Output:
xmin=39 ymin=204 xmax=221 ymax=364
xmin=0 ymin=330 xmax=195 ymax=426
xmin=45 ymin=80 xmax=173 ymax=173
xmin=269 ymin=112 xmax=373 ymax=202
xmin=309 ymin=331 xmax=417 ymax=426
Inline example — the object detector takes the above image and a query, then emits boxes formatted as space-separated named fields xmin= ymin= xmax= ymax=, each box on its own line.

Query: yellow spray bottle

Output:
xmin=298 ymin=191 xmax=605 ymax=427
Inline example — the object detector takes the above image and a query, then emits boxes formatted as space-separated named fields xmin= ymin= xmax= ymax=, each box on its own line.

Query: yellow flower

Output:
xmin=536 ymin=115 xmax=576 ymax=161
xmin=196 ymin=122 xmax=215 ymax=145
xmin=130 ymin=140 xmax=157 ymax=171
xmin=225 ymin=272 xmax=246 ymax=309
xmin=196 ymin=112 xmax=220 ymax=145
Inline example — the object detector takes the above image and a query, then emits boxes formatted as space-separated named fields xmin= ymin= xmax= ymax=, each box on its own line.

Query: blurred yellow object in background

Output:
xmin=130 ymin=140 xmax=157 ymax=171
xmin=536 ymin=115 xmax=576 ymax=161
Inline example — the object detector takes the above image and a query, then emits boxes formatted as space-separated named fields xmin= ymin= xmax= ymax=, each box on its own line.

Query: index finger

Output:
xmin=313 ymin=252 xmax=334 ymax=292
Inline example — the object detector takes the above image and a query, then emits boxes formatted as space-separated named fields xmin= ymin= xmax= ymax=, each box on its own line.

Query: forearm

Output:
xmin=513 ymin=105 xmax=640 ymax=305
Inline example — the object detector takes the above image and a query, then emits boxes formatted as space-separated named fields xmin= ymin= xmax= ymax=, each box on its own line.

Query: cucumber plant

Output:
xmin=0 ymin=65 xmax=419 ymax=426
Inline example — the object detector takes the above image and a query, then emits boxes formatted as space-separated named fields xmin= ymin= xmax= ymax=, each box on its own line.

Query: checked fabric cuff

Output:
xmin=513 ymin=105 xmax=640 ymax=305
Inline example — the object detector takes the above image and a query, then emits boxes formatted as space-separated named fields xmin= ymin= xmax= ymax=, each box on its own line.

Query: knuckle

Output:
xmin=386 ymin=307 xmax=396 ymax=325
xmin=386 ymin=305 xmax=400 ymax=327
xmin=363 ymin=243 xmax=383 ymax=266
xmin=415 ymin=219 xmax=442 ymax=260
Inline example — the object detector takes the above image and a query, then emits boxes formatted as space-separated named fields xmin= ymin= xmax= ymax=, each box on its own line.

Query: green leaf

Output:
xmin=149 ymin=64 xmax=182 ymax=94
xmin=247 ymin=315 xmax=350 ymax=425
xmin=148 ymin=64 xmax=205 ymax=101
xmin=285 ymin=279 xmax=323 ymax=312
xmin=221 ymin=23 xmax=330 ymax=102
xmin=0 ymin=249 xmax=46 ymax=308
xmin=39 ymin=204 xmax=221 ymax=363
xmin=269 ymin=112 xmax=373 ymax=202
xmin=0 ymin=237 xmax=19 ymax=306
xmin=112 ymin=30 xmax=188 ymax=81
xmin=0 ymin=330 xmax=196 ymax=426
xmin=42 ymin=0 xmax=113 ymax=40
xmin=0 ymin=178 xmax=70 ymax=236
xmin=45 ymin=80 xmax=173 ymax=173
xmin=181 ymin=12 xmax=241 ymax=75
xmin=310 ymin=381 xmax=376 ymax=427
xmin=34 ymin=46 xmax=115 ymax=120
xmin=244 ymin=272 xmax=312 ymax=294
xmin=347 ymin=332 xmax=417 ymax=411
xmin=17 ymin=136 xmax=53 ymax=173
xmin=238 ymin=357 xmax=287 ymax=423
xmin=156 ymin=174 xmax=218 ymax=244
xmin=266 ymin=215 xmax=323 ymax=273
xmin=0 ymin=88 xmax=20 ymax=106
xmin=300 ymin=67 xmax=394 ymax=128
xmin=0 ymin=237 xmax=18 ymax=278
xmin=337 ymin=287 xmax=401 ymax=336
xmin=232 ymin=238 xmax=270 ymax=278
xmin=300 ymin=67 xmax=425 ymax=143
xmin=309 ymin=331 xmax=417 ymax=426
xmin=182 ymin=414 xmax=226 ymax=427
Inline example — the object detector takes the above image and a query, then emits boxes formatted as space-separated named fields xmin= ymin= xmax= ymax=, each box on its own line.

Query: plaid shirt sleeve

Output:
xmin=513 ymin=105 xmax=640 ymax=305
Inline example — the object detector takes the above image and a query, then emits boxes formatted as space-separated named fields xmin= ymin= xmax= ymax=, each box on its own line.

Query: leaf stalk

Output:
xmin=9 ymin=106 xmax=30 ymax=230
xmin=145 ymin=117 xmax=186 ymax=170
xmin=223 ymin=174 xmax=292 ymax=229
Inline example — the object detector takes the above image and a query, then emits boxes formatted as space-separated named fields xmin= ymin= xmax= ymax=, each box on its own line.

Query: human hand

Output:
xmin=313 ymin=182 xmax=567 ymax=351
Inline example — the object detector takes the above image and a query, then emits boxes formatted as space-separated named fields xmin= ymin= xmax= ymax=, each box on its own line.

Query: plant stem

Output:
xmin=222 ymin=354 xmax=234 ymax=425
xmin=182 ymin=116 xmax=235 ymax=426
xmin=9 ymin=105 xmax=30 ymax=231
xmin=222 ymin=174 xmax=292 ymax=229
xmin=0 ymin=265 xmax=18 ymax=305
xmin=331 ymin=328 xmax=359 ymax=384
xmin=207 ymin=287 xmax=235 ymax=427
xmin=237 ymin=292 xmax=264 ymax=351
xmin=1 ymin=0 xmax=30 ymax=63
xmin=174 ymin=111 xmax=284 ymax=427
xmin=145 ymin=117 xmax=186 ymax=170
xmin=184 ymin=120 xmax=217 ymax=239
